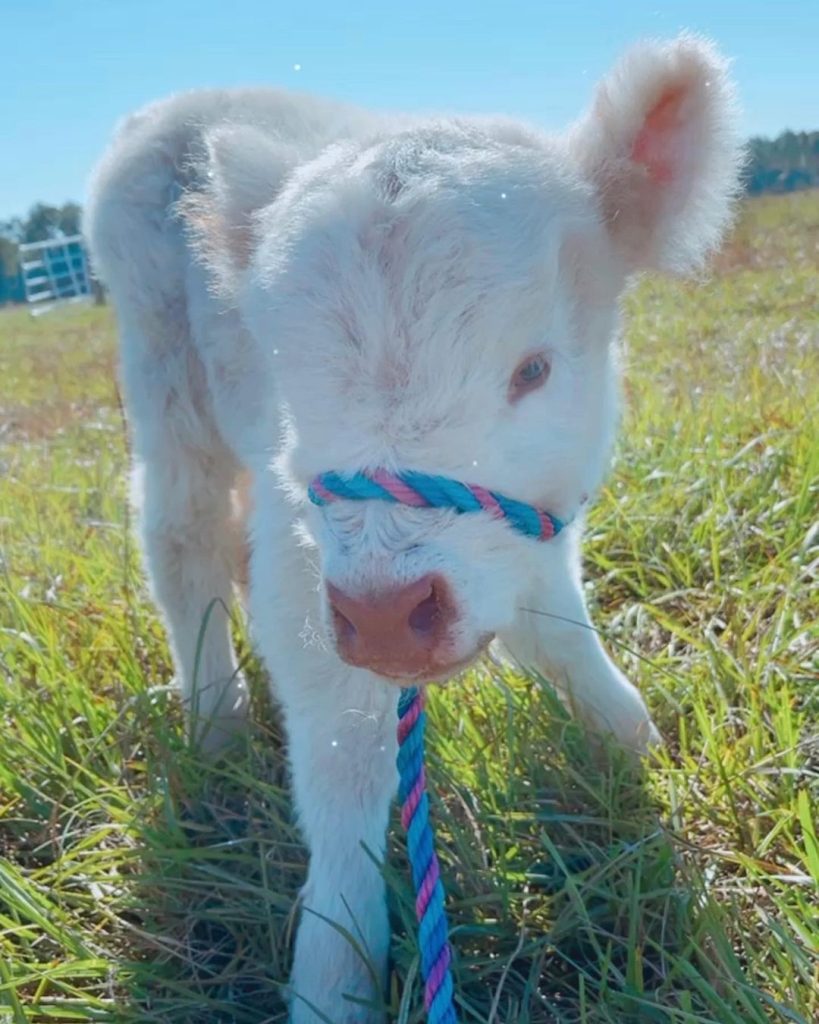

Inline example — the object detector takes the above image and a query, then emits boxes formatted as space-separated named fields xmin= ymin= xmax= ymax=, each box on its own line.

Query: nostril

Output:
xmin=408 ymin=585 xmax=441 ymax=636
xmin=331 ymin=605 xmax=357 ymax=645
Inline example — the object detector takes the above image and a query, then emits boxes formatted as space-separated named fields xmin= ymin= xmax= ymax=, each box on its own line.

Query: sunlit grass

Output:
xmin=1 ymin=192 xmax=817 ymax=1022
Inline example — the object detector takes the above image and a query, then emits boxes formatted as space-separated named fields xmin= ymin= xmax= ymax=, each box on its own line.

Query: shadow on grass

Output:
xmin=117 ymin=671 xmax=303 ymax=1024
xmin=115 ymin=668 xmax=773 ymax=1024
xmin=386 ymin=673 xmax=775 ymax=1024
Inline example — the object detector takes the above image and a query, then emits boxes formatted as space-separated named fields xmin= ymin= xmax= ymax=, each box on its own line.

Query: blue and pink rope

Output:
xmin=397 ymin=686 xmax=457 ymax=1023
xmin=309 ymin=467 xmax=570 ymax=1022
xmin=308 ymin=468 xmax=568 ymax=542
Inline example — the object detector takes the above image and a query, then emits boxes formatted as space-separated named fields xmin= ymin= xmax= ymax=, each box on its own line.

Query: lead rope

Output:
xmin=397 ymin=686 xmax=458 ymax=1023
xmin=309 ymin=468 xmax=573 ymax=1020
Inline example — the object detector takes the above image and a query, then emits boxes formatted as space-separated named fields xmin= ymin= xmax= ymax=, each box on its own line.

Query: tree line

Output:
xmin=745 ymin=130 xmax=819 ymax=195
xmin=1 ymin=130 xmax=817 ymax=302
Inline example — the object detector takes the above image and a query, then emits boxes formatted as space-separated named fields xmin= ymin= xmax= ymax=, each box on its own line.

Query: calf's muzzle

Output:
xmin=326 ymin=574 xmax=457 ymax=679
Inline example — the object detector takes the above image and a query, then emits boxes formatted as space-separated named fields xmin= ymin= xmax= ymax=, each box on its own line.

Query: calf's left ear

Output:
xmin=569 ymin=34 xmax=743 ymax=274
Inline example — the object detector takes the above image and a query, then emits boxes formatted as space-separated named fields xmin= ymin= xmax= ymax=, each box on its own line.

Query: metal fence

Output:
xmin=18 ymin=234 xmax=92 ymax=314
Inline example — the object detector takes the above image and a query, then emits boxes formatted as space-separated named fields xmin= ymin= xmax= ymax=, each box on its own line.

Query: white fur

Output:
xmin=85 ymin=37 xmax=741 ymax=1023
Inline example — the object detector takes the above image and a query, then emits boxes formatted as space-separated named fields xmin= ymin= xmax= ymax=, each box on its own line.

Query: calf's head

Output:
xmin=190 ymin=35 xmax=741 ymax=682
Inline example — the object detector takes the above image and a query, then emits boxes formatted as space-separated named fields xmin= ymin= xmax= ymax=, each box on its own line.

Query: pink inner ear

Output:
xmin=630 ymin=86 xmax=687 ymax=185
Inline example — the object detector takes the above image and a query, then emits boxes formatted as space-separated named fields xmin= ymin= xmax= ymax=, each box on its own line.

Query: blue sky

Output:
xmin=1 ymin=0 xmax=816 ymax=221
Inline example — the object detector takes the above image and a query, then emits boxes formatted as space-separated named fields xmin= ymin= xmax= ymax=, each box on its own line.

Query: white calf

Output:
xmin=85 ymin=34 xmax=741 ymax=1023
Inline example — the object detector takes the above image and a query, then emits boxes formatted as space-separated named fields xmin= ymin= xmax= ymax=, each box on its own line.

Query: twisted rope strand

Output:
xmin=308 ymin=469 xmax=567 ymax=542
xmin=397 ymin=687 xmax=458 ymax=1024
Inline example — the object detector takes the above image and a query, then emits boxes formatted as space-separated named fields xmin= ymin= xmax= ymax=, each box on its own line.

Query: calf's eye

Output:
xmin=509 ymin=353 xmax=550 ymax=401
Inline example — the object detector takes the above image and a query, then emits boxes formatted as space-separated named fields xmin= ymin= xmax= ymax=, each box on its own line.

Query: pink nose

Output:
xmin=326 ymin=574 xmax=457 ymax=679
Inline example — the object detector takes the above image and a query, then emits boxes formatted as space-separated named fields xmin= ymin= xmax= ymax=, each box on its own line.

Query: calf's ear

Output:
xmin=569 ymin=34 xmax=743 ymax=274
xmin=180 ymin=124 xmax=296 ymax=295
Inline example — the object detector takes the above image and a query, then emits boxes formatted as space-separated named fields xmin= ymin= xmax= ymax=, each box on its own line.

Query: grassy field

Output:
xmin=1 ymin=191 xmax=817 ymax=1023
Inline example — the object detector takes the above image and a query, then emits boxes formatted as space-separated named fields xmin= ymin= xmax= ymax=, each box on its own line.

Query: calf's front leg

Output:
xmin=283 ymin=669 xmax=397 ymax=1024
xmin=500 ymin=538 xmax=659 ymax=753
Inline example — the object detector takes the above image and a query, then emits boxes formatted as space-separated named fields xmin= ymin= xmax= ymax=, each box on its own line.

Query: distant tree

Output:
xmin=58 ymin=202 xmax=82 ymax=237
xmin=744 ymin=130 xmax=819 ymax=194
xmin=0 ymin=218 xmax=22 ymax=278
xmin=0 ymin=216 xmax=22 ymax=241
xmin=21 ymin=203 xmax=64 ymax=243
xmin=0 ymin=235 xmax=18 ymax=277
xmin=1 ymin=201 xmax=83 ymax=268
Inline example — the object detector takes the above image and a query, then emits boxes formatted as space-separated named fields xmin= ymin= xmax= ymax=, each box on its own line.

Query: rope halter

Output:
xmin=306 ymin=466 xmax=572 ymax=1023
xmin=307 ymin=468 xmax=569 ymax=541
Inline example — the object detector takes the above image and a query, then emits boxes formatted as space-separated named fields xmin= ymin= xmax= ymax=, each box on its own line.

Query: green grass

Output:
xmin=1 ymin=191 xmax=817 ymax=1023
